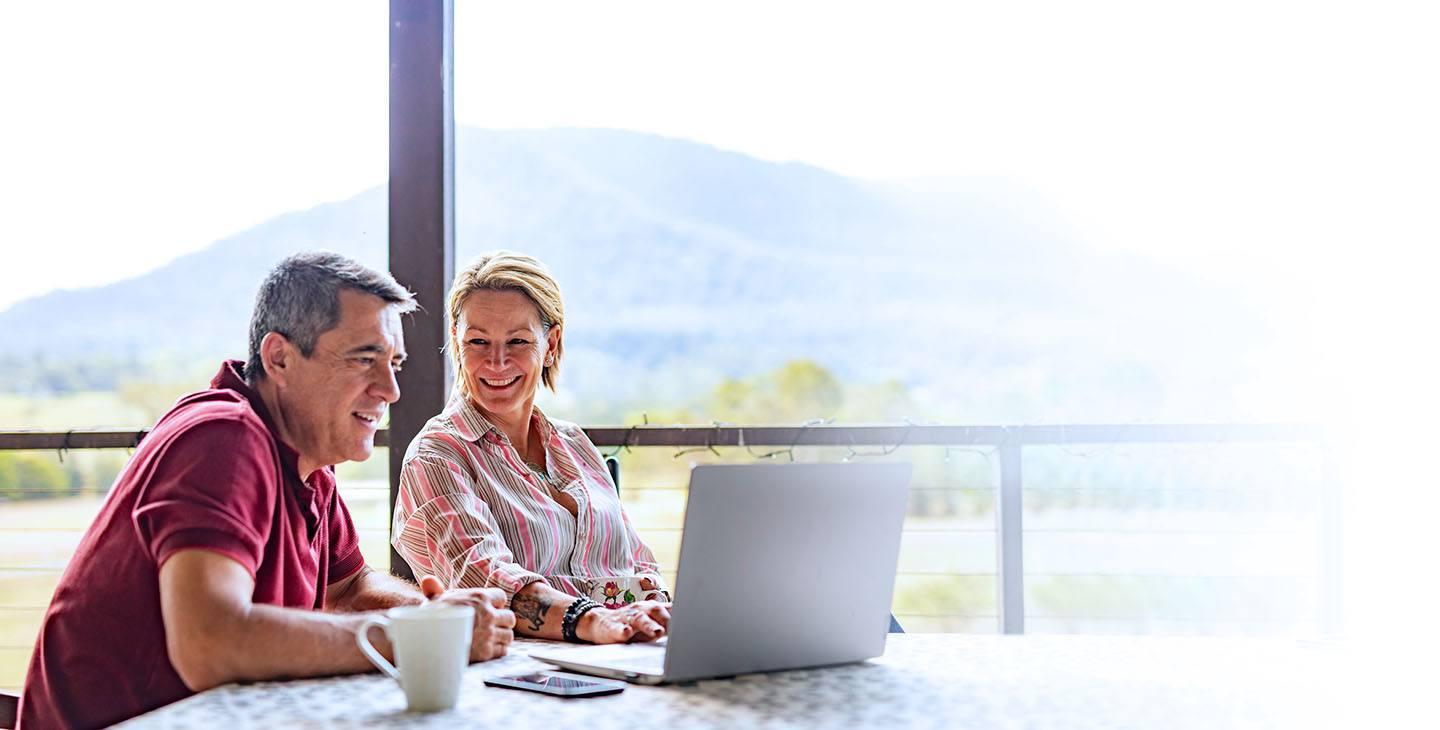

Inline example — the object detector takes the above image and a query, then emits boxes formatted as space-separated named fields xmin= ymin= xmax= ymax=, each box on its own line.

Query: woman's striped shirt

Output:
xmin=391 ymin=396 xmax=667 ymax=606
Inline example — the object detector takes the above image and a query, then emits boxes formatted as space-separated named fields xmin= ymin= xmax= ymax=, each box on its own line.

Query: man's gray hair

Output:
xmin=245 ymin=252 xmax=417 ymax=383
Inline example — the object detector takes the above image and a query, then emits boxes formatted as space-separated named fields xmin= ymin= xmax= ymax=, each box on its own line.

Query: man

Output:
xmin=19 ymin=253 xmax=515 ymax=729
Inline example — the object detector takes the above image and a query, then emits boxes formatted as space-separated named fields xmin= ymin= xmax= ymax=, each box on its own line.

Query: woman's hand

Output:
xmin=578 ymin=600 xmax=671 ymax=644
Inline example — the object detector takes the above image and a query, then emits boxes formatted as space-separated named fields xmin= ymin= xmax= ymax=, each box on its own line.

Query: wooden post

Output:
xmin=387 ymin=0 xmax=454 ymax=581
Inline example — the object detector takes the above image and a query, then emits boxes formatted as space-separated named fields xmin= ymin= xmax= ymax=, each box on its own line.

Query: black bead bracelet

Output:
xmin=561 ymin=596 xmax=601 ymax=643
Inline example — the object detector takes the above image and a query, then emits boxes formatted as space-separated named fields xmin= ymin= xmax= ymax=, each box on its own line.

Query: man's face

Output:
xmin=274 ymin=289 xmax=406 ymax=475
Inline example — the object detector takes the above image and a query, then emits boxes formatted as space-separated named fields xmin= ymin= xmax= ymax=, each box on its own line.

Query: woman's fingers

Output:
xmin=592 ymin=611 xmax=634 ymax=643
xmin=642 ymin=602 xmax=671 ymax=624
xmin=607 ymin=614 xmax=634 ymax=642
xmin=577 ymin=603 xmax=674 ymax=644
xmin=628 ymin=621 xmax=664 ymax=641
xmin=624 ymin=602 xmax=669 ymax=637
xmin=607 ymin=604 xmax=665 ymax=641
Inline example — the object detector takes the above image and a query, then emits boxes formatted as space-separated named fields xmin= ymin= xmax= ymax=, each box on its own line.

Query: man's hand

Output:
xmin=579 ymin=600 xmax=671 ymax=644
xmin=419 ymin=576 xmax=516 ymax=661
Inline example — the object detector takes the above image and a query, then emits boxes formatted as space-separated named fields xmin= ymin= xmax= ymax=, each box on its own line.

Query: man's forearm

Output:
xmin=329 ymin=566 xmax=426 ymax=612
xmin=209 ymin=604 xmax=388 ymax=687
xmin=161 ymin=552 xmax=397 ymax=691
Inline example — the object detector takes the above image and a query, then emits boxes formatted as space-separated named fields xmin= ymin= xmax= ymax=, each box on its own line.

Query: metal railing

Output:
xmin=0 ymin=422 xmax=1334 ymax=635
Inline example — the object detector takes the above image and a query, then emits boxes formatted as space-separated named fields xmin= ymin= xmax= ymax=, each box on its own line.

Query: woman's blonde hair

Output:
xmin=447 ymin=251 xmax=565 ymax=400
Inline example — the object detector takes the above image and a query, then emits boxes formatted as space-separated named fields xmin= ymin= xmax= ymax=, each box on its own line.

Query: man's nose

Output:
xmin=374 ymin=363 xmax=401 ymax=404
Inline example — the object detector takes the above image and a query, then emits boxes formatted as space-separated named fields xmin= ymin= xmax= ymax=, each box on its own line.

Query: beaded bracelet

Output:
xmin=561 ymin=597 xmax=601 ymax=643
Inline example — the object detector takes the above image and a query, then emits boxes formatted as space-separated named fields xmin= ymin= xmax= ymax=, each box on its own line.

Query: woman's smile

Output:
xmin=480 ymin=375 xmax=522 ymax=389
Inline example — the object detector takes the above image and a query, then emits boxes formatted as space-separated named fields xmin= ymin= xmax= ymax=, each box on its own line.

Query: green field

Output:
xmin=0 ymin=391 xmax=152 ymax=431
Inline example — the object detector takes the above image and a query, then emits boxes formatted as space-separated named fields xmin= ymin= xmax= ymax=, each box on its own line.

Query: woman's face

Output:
xmin=454 ymin=289 xmax=559 ymax=425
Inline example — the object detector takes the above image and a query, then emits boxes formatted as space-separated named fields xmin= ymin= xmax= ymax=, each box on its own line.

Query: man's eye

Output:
xmin=356 ymin=357 xmax=376 ymax=367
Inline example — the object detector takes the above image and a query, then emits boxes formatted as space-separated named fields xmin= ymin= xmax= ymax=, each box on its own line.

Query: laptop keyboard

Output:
xmin=583 ymin=644 xmax=666 ymax=674
xmin=606 ymin=656 xmax=665 ymax=674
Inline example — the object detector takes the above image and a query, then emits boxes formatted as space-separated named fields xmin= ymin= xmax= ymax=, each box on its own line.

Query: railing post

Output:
xmin=997 ymin=441 xmax=1025 ymax=634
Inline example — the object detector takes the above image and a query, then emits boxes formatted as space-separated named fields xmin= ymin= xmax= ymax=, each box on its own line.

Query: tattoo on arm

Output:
xmin=511 ymin=592 xmax=553 ymax=632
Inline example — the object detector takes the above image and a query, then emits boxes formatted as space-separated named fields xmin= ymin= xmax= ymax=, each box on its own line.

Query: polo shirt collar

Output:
xmin=212 ymin=360 xmax=307 ymax=482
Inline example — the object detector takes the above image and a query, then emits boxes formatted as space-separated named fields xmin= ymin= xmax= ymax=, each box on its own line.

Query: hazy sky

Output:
xmin=4 ymin=0 xmax=1431 ymax=316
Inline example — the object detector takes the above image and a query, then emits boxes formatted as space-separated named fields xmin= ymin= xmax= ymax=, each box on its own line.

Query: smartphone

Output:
xmin=483 ymin=670 xmax=627 ymax=697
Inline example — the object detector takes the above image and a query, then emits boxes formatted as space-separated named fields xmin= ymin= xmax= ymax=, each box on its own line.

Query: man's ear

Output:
xmin=259 ymin=332 xmax=294 ymax=387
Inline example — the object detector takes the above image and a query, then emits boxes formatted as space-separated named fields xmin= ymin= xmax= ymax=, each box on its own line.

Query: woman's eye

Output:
xmin=466 ymin=338 xmax=486 ymax=346
xmin=508 ymin=339 xmax=530 ymax=346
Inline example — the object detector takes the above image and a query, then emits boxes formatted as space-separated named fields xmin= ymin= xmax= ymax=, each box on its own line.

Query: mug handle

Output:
xmin=356 ymin=615 xmax=400 ymax=680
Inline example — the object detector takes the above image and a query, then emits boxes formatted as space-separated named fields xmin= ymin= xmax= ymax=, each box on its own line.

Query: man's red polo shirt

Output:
xmin=18 ymin=361 xmax=365 ymax=730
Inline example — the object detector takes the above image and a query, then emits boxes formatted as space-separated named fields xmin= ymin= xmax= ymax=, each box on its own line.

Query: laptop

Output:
xmin=529 ymin=462 xmax=912 ymax=684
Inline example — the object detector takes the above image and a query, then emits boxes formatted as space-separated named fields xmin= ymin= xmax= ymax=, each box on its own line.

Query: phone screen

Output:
xmin=512 ymin=673 xmax=602 ymax=689
xmin=484 ymin=671 xmax=626 ymax=697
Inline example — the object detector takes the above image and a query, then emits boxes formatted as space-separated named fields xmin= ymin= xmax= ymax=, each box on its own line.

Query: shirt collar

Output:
xmin=212 ymin=359 xmax=308 ymax=483
xmin=446 ymin=394 xmax=555 ymax=447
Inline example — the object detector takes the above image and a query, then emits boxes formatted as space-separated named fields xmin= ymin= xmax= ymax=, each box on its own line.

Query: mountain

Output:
xmin=0 ymin=128 xmax=1273 ymax=422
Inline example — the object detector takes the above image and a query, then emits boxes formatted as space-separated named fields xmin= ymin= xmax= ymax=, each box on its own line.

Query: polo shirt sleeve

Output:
xmin=132 ymin=418 xmax=278 ymax=578
xmin=325 ymin=483 xmax=366 ymax=582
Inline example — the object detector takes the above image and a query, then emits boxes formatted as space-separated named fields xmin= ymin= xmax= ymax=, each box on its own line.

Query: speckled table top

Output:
xmin=118 ymin=634 xmax=1361 ymax=729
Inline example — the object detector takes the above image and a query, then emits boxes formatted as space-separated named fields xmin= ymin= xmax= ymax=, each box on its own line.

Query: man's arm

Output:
xmin=158 ymin=550 xmax=387 ymax=691
xmin=325 ymin=565 xmax=426 ymax=612
xmin=159 ymin=550 xmax=517 ymax=692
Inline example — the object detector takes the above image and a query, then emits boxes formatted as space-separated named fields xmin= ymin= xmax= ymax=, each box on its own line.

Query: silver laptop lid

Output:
xmin=662 ymin=462 xmax=911 ymax=682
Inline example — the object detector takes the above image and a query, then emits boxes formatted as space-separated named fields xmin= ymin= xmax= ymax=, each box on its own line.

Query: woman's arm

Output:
xmin=509 ymin=580 xmax=670 ymax=643
xmin=392 ymin=451 xmax=547 ymax=599
xmin=396 ymin=438 xmax=670 ymax=643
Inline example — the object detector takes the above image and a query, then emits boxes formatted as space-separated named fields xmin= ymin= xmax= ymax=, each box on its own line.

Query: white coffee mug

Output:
xmin=357 ymin=604 xmax=474 ymax=712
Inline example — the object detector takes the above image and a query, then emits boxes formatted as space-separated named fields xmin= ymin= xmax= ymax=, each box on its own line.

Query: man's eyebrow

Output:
xmin=346 ymin=343 xmax=406 ymax=362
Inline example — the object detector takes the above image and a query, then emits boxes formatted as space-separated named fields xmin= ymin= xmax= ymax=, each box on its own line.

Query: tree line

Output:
xmin=0 ymin=451 xmax=128 ymax=502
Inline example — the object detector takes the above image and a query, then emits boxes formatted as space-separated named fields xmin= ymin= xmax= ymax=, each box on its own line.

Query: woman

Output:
xmin=393 ymin=251 xmax=670 ymax=644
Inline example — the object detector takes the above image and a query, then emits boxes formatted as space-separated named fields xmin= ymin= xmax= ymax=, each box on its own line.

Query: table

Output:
xmin=119 ymin=634 xmax=1361 ymax=729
